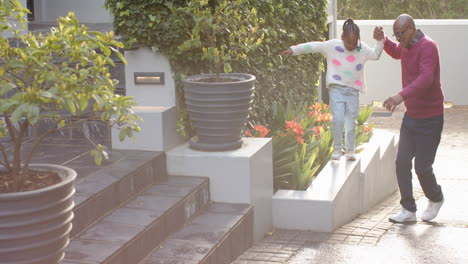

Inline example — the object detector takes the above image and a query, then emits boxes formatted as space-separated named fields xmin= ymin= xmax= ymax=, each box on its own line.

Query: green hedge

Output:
xmin=105 ymin=0 xmax=328 ymax=130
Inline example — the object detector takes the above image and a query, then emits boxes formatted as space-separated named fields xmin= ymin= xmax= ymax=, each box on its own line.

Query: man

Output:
xmin=374 ymin=14 xmax=445 ymax=223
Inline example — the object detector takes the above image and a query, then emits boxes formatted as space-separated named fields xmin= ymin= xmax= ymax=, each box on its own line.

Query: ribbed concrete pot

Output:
xmin=0 ymin=164 xmax=76 ymax=264
xmin=183 ymin=73 xmax=255 ymax=151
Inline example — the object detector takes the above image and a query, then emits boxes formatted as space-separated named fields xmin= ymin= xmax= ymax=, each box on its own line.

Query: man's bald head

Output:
xmin=394 ymin=14 xmax=415 ymax=29
xmin=393 ymin=14 xmax=417 ymax=47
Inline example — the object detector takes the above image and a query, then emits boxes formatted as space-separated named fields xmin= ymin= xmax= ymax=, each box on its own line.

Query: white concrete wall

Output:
xmin=34 ymin=0 xmax=112 ymax=23
xmin=339 ymin=20 xmax=468 ymax=106
xmin=124 ymin=48 xmax=176 ymax=108
xmin=273 ymin=129 xmax=398 ymax=232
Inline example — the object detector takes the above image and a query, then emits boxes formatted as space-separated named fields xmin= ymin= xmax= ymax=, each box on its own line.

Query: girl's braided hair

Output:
xmin=343 ymin=18 xmax=362 ymax=51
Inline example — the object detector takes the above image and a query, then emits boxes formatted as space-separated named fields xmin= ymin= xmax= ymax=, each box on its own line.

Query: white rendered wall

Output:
xmin=33 ymin=0 xmax=112 ymax=23
xmin=124 ymin=48 xmax=176 ymax=108
xmin=166 ymin=138 xmax=274 ymax=241
xmin=337 ymin=20 xmax=468 ymax=106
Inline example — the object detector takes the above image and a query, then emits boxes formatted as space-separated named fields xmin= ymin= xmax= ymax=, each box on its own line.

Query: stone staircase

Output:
xmin=61 ymin=151 xmax=253 ymax=264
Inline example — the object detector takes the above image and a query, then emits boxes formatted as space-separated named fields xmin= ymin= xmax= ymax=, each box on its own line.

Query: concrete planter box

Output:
xmin=272 ymin=129 xmax=398 ymax=232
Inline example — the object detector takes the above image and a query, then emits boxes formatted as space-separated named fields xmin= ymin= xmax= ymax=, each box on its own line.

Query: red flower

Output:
xmin=284 ymin=120 xmax=305 ymax=143
xmin=285 ymin=120 xmax=304 ymax=136
xmin=362 ymin=125 xmax=372 ymax=133
xmin=321 ymin=113 xmax=332 ymax=122
xmin=311 ymin=126 xmax=322 ymax=135
xmin=295 ymin=135 xmax=305 ymax=144
xmin=308 ymin=110 xmax=319 ymax=118
xmin=244 ymin=130 xmax=252 ymax=137
xmin=309 ymin=102 xmax=322 ymax=112
xmin=254 ymin=125 xmax=270 ymax=137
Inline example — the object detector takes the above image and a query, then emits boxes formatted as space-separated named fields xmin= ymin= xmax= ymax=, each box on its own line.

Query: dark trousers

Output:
xmin=396 ymin=113 xmax=444 ymax=212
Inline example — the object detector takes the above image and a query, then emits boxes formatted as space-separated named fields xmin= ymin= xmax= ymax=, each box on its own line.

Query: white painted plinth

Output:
xmin=111 ymin=106 xmax=183 ymax=152
xmin=166 ymin=138 xmax=273 ymax=241
xmin=360 ymin=129 xmax=399 ymax=213
xmin=273 ymin=129 xmax=398 ymax=232
xmin=124 ymin=47 xmax=176 ymax=107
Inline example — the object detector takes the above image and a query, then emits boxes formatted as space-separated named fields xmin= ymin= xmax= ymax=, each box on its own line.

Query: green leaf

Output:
xmin=0 ymin=99 xmax=16 ymax=113
xmin=65 ymin=98 xmax=77 ymax=113
xmin=11 ymin=103 xmax=28 ymax=122
xmin=79 ymin=97 xmax=89 ymax=111
xmin=223 ymin=63 xmax=232 ymax=73
xmin=27 ymin=104 xmax=40 ymax=125
xmin=0 ymin=83 xmax=16 ymax=96
xmin=40 ymin=91 xmax=53 ymax=98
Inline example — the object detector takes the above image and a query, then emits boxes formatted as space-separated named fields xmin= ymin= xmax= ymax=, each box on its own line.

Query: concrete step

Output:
xmin=70 ymin=150 xmax=167 ymax=237
xmin=62 ymin=176 xmax=210 ymax=264
xmin=140 ymin=202 xmax=253 ymax=264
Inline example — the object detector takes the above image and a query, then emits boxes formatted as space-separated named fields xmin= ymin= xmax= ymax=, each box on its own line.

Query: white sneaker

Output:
xmin=421 ymin=198 xmax=444 ymax=222
xmin=346 ymin=150 xmax=356 ymax=161
xmin=331 ymin=149 xmax=341 ymax=160
xmin=389 ymin=208 xmax=417 ymax=223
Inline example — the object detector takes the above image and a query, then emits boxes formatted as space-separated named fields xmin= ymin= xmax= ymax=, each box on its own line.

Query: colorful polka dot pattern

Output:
xmin=331 ymin=46 xmax=363 ymax=88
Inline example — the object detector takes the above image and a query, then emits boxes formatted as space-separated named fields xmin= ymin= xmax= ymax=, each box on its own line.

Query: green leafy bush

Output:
xmin=0 ymin=1 xmax=141 ymax=192
xmin=104 ymin=0 xmax=329 ymax=135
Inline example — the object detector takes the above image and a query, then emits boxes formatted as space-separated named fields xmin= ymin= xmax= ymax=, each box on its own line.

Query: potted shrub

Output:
xmin=178 ymin=0 xmax=264 ymax=151
xmin=0 ymin=2 xmax=140 ymax=263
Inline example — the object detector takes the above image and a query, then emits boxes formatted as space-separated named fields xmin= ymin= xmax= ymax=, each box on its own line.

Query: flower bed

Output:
xmin=244 ymin=102 xmax=374 ymax=190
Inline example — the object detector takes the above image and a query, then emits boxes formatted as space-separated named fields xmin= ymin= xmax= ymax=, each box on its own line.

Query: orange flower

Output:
xmin=362 ymin=125 xmax=372 ymax=133
xmin=295 ymin=135 xmax=305 ymax=144
xmin=308 ymin=110 xmax=319 ymax=118
xmin=315 ymin=115 xmax=323 ymax=122
xmin=244 ymin=130 xmax=252 ymax=137
xmin=322 ymin=113 xmax=332 ymax=122
xmin=311 ymin=126 xmax=322 ymax=135
xmin=285 ymin=120 xmax=304 ymax=136
xmin=313 ymin=102 xmax=321 ymax=112
xmin=323 ymin=104 xmax=329 ymax=110
xmin=254 ymin=125 xmax=270 ymax=137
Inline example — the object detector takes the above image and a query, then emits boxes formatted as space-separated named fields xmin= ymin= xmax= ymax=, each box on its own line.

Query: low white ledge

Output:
xmin=273 ymin=129 xmax=398 ymax=232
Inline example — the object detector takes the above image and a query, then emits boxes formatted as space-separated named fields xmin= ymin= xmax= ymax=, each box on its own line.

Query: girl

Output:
xmin=281 ymin=19 xmax=383 ymax=161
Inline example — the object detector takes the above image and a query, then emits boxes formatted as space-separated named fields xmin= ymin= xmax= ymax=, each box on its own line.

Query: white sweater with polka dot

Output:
xmin=290 ymin=39 xmax=383 ymax=94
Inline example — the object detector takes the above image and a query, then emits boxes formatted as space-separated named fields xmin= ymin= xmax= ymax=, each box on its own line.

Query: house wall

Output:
xmin=33 ymin=0 xmax=112 ymax=23
xmin=337 ymin=20 xmax=468 ymax=106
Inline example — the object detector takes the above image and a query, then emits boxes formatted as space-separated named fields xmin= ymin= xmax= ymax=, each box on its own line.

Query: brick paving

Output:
xmin=233 ymin=106 xmax=468 ymax=264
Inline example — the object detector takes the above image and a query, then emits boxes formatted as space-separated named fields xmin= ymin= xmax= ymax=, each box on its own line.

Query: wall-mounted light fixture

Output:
xmin=134 ymin=72 xmax=165 ymax=85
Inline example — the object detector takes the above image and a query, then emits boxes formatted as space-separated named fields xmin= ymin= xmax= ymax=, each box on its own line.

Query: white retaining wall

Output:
xmin=341 ymin=20 xmax=468 ymax=106
xmin=272 ymin=129 xmax=398 ymax=232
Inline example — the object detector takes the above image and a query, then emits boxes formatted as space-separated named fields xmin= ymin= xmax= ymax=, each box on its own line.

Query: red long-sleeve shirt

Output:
xmin=384 ymin=33 xmax=444 ymax=119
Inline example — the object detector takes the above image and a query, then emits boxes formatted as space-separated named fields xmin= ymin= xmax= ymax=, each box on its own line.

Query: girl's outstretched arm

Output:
xmin=281 ymin=41 xmax=331 ymax=56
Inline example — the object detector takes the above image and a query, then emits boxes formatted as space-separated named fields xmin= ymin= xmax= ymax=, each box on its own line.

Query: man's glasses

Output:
xmin=393 ymin=26 xmax=410 ymax=38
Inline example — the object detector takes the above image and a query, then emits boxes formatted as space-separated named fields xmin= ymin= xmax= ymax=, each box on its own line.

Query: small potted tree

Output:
xmin=178 ymin=0 xmax=264 ymax=151
xmin=0 ymin=1 xmax=140 ymax=263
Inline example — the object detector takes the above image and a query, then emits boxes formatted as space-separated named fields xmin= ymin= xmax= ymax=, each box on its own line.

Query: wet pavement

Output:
xmin=233 ymin=105 xmax=468 ymax=264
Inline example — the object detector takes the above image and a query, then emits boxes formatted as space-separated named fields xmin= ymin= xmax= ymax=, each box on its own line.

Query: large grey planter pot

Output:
xmin=0 ymin=164 xmax=76 ymax=264
xmin=183 ymin=73 xmax=255 ymax=151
